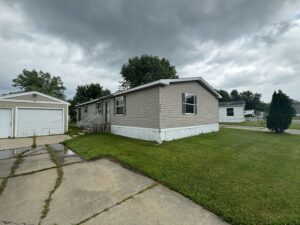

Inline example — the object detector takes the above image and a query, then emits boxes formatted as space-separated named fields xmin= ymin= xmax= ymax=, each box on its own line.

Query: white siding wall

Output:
xmin=219 ymin=106 xmax=245 ymax=123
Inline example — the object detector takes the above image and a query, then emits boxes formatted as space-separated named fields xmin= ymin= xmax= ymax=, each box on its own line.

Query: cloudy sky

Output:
xmin=0 ymin=0 xmax=300 ymax=101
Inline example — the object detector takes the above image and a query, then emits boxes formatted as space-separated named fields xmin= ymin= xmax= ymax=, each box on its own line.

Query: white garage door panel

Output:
xmin=17 ymin=108 xmax=64 ymax=137
xmin=0 ymin=109 xmax=12 ymax=138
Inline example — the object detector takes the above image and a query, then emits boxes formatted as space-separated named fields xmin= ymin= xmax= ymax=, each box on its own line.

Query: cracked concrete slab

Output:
xmin=42 ymin=159 xmax=155 ymax=225
xmin=23 ymin=146 xmax=48 ymax=156
xmin=83 ymin=184 xmax=228 ymax=225
xmin=15 ymin=153 xmax=56 ymax=175
xmin=0 ymin=169 xmax=57 ymax=225
xmin=63 ymin=155 xmax=82 ymax=164
xmin=0 ymin=158 xmax=15 ymax=178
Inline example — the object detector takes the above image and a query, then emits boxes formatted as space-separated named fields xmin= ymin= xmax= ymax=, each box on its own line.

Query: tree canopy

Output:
xmin=73 ymin=83 xmax=111 ymax=104
xmin=120 ymin=55 xmax=178 ymax=89
xmin=267 ymin=90 xmax=294 ymax=133
xmin=12 ymin=69 xmax=66 ymax=100
xmin=216 ymin=89 xmax=266 ymax=111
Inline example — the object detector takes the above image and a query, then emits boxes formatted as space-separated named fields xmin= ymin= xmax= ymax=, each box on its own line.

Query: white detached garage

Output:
xmin=0 ymin=91 xmax=69 ymax=138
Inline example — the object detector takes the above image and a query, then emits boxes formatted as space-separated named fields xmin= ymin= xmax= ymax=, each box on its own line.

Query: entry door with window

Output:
xmin=0 ymin=108 xmax=12 ymax=138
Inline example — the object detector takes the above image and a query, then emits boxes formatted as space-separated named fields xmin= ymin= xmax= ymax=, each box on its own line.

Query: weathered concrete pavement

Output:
xmin=0 ymin=144 xmax=228 ymax=225
xmin=0 ymin=135 xmax=71 ymax=150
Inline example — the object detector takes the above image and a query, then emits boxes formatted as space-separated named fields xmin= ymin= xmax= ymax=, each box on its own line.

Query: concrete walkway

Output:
xmin=0 ymin=135 xmax=71 ymax=150
xmin=221 ymin=125 xmax=300 ymax=135
xmin=0 ymin=144 xmax=228 ymax=225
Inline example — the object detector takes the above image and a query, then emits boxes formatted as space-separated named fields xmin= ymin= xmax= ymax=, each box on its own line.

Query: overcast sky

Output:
xmin=0 ymin=0 xmax=300 ymax=101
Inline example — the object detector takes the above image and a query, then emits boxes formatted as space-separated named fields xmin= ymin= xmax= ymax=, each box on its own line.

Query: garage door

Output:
xmin=0 ymin=108 xmax=12 ymax=138
xmin=17 ymin=108 xmax=64 ymax=137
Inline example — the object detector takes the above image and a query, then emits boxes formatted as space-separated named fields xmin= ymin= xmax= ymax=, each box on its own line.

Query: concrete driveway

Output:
xmin=0 ymin=144 xmax=228 ymax=225
xmin=0 ymin=135 xmax=72 ymax=150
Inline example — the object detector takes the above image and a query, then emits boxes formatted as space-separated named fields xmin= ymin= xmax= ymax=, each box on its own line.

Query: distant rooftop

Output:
xmin=219 ymin=101 xmax=246 ymax=107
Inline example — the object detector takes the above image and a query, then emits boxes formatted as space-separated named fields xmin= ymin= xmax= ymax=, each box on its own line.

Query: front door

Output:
xmin=0 ymin=108 xmax=12 ymax=138
xmin=105 ymin=101 xmax=110 ymax=123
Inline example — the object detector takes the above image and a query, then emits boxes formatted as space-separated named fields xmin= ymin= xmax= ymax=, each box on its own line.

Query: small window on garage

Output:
xmin=84 ymin=105 xmax=88 ymax=113
xmin=227 ymin=108 xmax=234 ymax=116
xmin=182 ymin=93 xmax=197 ymax=114
xmin=97 ymin=102 xmax=103 ymax=116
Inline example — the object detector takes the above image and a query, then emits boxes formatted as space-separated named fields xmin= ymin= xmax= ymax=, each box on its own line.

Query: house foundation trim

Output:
xmin=111 ymin=123 xmax=219 ymax=143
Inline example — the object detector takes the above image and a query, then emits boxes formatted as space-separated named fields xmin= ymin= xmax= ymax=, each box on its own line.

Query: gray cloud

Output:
xmin=1 ymin=0 xmax=300 ymax=101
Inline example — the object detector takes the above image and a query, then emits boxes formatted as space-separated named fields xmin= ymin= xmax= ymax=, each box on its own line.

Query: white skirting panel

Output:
xmin=111 ymin=123 xmax=219 ymax=143
xmin=160 ymin=123 xmax=219 ymax=141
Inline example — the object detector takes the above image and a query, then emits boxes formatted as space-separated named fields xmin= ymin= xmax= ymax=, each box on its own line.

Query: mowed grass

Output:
xmin=68 ymin=122 xmax=83 ymax=136
xmin=65 ymin=129 xmax=300 ymax=225
xmin=222 ymin=120 xmax=300 ymax=130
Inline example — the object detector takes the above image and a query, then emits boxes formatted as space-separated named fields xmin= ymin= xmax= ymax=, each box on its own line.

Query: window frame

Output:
xmin=96 ymin=102 xmax=103 ymax=116
xmin=84 ymin=105 xmax=88 ymax=113
xmin=182 ymin=92 xmax=197 ymax=115
xmin=115 ymin=96 xmax=125 ymax=115
xmin=227 ymin=108 xmax=234 ymax=116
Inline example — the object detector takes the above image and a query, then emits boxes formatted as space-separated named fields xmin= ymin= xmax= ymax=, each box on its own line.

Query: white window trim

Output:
xmin=183 ymin=93 xmax=196 ymax=115
xmin=115 ymin=96 xmax=124 ymax=115
xmin=97 ymin=102 xmax=103 ymax=116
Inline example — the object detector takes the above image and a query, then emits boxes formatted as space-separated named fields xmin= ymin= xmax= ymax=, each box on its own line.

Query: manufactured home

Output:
xmin=76 ymin=77 xmax=221 ymax=143
xmin=219 ymin=101 xmax=246 ymax=123
xmin=0 ymin=91 xmax=70 ymax=138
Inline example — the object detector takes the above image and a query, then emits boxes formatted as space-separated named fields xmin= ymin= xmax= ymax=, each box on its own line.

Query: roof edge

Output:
xmin=76 ymin=77 xmax=221 ymax=107
xmin=0 ymin=91 xmax=70 ymax=105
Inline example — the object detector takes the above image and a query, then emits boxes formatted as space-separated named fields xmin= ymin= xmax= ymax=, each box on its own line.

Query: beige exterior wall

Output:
xmin=159 ymin=81 xmax=219 ymax=129
xmin=109 ymin=86 xmax=160 ymax=128
xmin=5 ymin=94 xmax=58 ymax=102
xmin=78 ymin=102 xmax=105 ymax=125
xmin=0 ymin=100 xmax=68 ymax=137
xmin=77 ymin=81 xmax=218 ymax=130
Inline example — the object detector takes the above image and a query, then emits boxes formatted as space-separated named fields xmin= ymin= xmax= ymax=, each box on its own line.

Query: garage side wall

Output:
xmin=0 ymin=101 xmax=68 ymax=137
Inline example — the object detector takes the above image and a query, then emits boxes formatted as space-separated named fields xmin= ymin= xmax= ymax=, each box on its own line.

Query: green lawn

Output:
xmin=222 ymin=120 xmax=300 ymax=130
xmin=65 ymin=129 xmax=300 ymax=225
xmin=68 ymin=122 xmax=83 ymax=136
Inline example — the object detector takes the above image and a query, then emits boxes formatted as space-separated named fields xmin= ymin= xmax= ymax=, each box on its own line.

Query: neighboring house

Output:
xmin=244 ymin=109 xmax=255 ymax=117
xmin=294 ymin=102 xmax=300 ymax=116
xmin=0 ymin=91 xmax=70 ymax=138
xmin=76 ymin=77 xmax=221 ymax=143
xmin=219 ymin=101 xmax=246 ymax=123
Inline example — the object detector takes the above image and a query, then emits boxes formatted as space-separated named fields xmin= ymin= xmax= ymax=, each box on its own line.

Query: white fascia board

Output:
xmin=0 ymin=91 xmax=70 ymax=105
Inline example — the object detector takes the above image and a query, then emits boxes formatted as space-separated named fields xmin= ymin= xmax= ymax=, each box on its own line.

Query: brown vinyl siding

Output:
xmin=159 ymin=81 xmax=218 ymax=129
xmin=109 ymin=86 xmax=160 ymax=129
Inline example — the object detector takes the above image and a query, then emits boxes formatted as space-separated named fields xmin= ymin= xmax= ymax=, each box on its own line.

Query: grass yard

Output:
xmin=68 ymin=122 xmax=83 ymax=136
xmin=222 ymin=120 xmax=300 ymax=130
xmin=65 ymin=129 xmax=300 ymax=225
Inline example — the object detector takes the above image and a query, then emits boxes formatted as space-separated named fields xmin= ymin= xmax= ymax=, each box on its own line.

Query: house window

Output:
xmin=78 ymin=108 xmax=81 ymax=121
xmin=84 ymin=105 xmax=88 ymax=113
xmin=227 ymin=108 xmax=234 ymax=116
xmin=115 ymin=96 xmax=125 ymax=115
xmin=182 ymin=93 xmax=197 ymax=114
xmin=97 ymin=102 xmax=103 ymax=116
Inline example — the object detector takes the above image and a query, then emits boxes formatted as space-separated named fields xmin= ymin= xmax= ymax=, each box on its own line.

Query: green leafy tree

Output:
xmin=68 ymin=99 xmax=77 ymax=122
xmin=216 ymin=89 xmax=231 ymax=102
xmin=230 ymin=89 xmax=241 ymax=101
xmin=120 ymin=55 xmax=178 ymax=89
xmin=73 ymin=83 xmax=111 ymax=104
xmin=12 ymin=69 xmax=66 ymax=100
xmin=267 ymin=90 xmax=294 ymax=133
